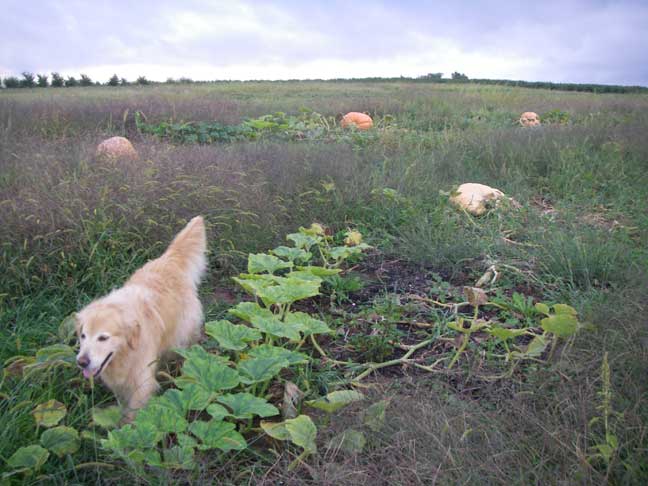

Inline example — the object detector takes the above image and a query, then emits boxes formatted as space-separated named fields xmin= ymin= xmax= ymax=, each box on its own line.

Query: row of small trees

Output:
xmin=0 ymin=72 xmax=154 ymax=88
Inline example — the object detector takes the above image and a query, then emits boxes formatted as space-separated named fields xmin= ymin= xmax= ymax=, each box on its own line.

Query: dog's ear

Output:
xmin=126 ymin=321 xmax=141 ymax=350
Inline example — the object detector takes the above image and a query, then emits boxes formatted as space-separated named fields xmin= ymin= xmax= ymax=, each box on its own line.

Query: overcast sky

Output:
xmin=2 ymin=0 xmax=647 ymax=85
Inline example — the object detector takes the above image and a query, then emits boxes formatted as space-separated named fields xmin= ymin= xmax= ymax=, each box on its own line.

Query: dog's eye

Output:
xmin=98 ymin=336 xmax=109 ymax=342
xmin=81 ymin=334 xmax=86 ymax=340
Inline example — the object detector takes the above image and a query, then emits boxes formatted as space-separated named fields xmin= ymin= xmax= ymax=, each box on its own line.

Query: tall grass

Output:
xmin=1 ymin=82 xmax=647 ymax=483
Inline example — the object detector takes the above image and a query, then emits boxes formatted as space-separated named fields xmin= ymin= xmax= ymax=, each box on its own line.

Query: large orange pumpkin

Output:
xmin=341 ymin=112 xmax=373 ymax=130
xmin=95 ymin=136 xmax=139 ymax=161
xmin=519 ymin=112 xmax=540 ymax=127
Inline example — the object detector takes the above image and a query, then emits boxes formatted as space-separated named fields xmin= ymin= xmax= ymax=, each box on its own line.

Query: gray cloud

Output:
xmin=1 ymin=0 xmax=646 ymax=85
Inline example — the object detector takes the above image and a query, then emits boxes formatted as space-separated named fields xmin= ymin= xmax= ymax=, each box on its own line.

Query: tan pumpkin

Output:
xmin=95 ymin=136 xmax=138 ymax=161
xmin=449 ymin=183 xmax=506 ymax=216
xmin=341 ymin=112 xmax=373 ymax=130
xmin=519 ymin=111 xmax=540 ymax=127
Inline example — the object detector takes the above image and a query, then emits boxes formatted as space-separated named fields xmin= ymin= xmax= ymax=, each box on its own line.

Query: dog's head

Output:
xmin=75 ymin=303 xmax=140 ymax=379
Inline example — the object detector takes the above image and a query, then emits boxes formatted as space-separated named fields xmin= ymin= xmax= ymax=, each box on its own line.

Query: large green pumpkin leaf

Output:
xmin=306 ymin=390 xmax=365 ymax=413
xmin=488 ymin=326 xmax=528 ymax=341
xmin=363 ymin=399 xmax=389 ymax=432
xmin=162 ymin=385 xmax=211 ymax=414
xmin=205 ymin=319 xmax=262 ymax=351
xmin=102 ymin=423 xmax=163 ymax=451
xmin=329 ymin=429 xmax=366 ymax=453
xmin=247 ymin=344 xmax=309 ymax=365
xmin=256 ymin=277 xmax=321 ymax=306
xmin=216 ymin=393 xmax=279 ymax=419
xmin=248 ymin=253 xmax=293 ymax=274
xmin=541 ymin=313 xmax=578 ymax=338
xmin=228 ymin=301 xmax=274 ymax=323
xmin=40 ymin=426 xmax=80 ymax=457
xmin=162 ymin=446 xmax=195 ymax=470
xmin=232 ymin=276 xmax=274 ymax=298
xmin=188 ymin=419 xmax=247 ymax=452
xmin=177 ymin=351 xmax=240 ymax=393
xmin=285 ymin=415 xmax=317 ymax=453
xmin=135 ymin=397 xmax=188 ymax=434
xmin=33 ymin=400 xmax=67 ymax=428
xmin=295 ymin=265 xmax=341 ymax=277
xmin=206 ymin=403 xmax=230 ymax=421
xmin=286 ymin=232 xmax=320 ymax=250
xmin=250 ymin=314 xmax=303 ymax=341
xmin=91 ymin=405 xmax=122 ymax=430
xmin=553 ymin=304 xmax=578 ymax=316
xmin=272 ymin=246 xmax=312 ymax=263
xmin=285 ymin=312 xmax=332 ymax=336
xmin=237 ymin=357 xmax=289 ymax=384
xmin=7 ymin=445 xmax=49 ymax=473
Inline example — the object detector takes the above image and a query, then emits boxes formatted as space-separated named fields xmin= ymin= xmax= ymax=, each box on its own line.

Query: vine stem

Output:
xmin=351 ymin=336 xmax=437 ymax=382
xmin=309 ymin=334 xmax=349 ymax=366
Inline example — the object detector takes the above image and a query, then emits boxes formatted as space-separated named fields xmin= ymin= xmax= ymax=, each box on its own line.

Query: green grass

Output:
xmin=1 ymin=81 xmax=647 ymax=484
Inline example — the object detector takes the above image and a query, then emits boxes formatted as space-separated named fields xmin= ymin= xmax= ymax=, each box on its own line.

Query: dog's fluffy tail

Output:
xmin=165 ymin=216 xmax=207 ymax=286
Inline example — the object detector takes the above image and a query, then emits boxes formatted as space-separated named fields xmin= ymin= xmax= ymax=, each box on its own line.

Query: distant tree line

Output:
xmin=1 ymin=71 xmax=646 ymax=94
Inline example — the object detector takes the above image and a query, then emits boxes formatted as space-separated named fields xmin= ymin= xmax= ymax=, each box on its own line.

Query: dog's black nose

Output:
xmin=77 ymin=355 xmax=90 ymax=368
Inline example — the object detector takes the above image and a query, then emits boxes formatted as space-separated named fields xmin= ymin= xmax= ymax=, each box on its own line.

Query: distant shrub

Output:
xmin=20 ymin=72 xmax=36 ymax=88
xmin=79 ymin=74 xmax=93 ymax=86
xmin=51 ymin=72 xmax=64 ymax=87
xmin=65 ymin=76 xmax=78 ymax=87
xmin=120 ymin=77 xmax=129 ymax=86
xmin=136 ymin=76 xmax=150 ymax=85
xmin=3 ymin=76 xmax=20 ymax=88
xmin=107 ymin=74 xmax=119 ymax=86
xmin=36 ymin=74 xmax=49 ymax=87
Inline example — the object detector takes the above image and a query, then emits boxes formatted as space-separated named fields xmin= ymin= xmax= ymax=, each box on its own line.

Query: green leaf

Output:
xmin=91 ymin=406 xmax=122 ymax=430
xmin=177 ymin=433 xmax=198 ymax=449
xmin=247 ymin=344 xmax=309 ymax=365
xmin=256 ymin=277 xmax=321 ymax=306
xmin=248 ymin=253 xmax=293 ymax=274
xmin=228 ymin=301 xmax=274 ymax=323
xmin=306 ymin=390 xmax=365 ymax=413
xmin=515 ymin=334 xmax=547 ymax=359
xmin=285 ymin=415 xmax=317 ymax=453
xmin=285 ymin=312 xmax=332 ymax=336
xmin=232 ymin=275 xmax=274 ymax=298
xmin=135 ymin=397 xmax=188 ymax=434
xmin=102 ymin=423 xmax=163 ymax=451
xmin=295 ymin=265 xmax=342 ymax=277
xmin=286 ymin=232 xmax=321 ymax=250
xmin=206 ymin=403 xmax=230 ymax=421
xmin=162 ymin=446 xmax=195 ymax=470
xmin=363 ymin=399 xmax=388 ymax=432
xmin=553 ymin=304 xmax=578 ymax=316
xmin=237 ymin=357 xmax=289 ymax=385
xmin=7 ymin=445 xmax=49 ymax=473
xmin=329 ymin=430 xmax=366 ymax=453
xmin=176 ymin=351 xmax=240 ymax=393
xmin=188 ymin=419 xmax=247 ymax=452
xmin=488 ymin=326 xmax=528 ymax=341
xmin=58 ymin=314 xmax=77 ymax=343
xmin=175 ymin=344 xmax=230 ymax=365
xmin=162 ymin=385 xmax=211 ymax=413
xmin=40 ymin=426 xmax=80 ymax=457
xmin=33 ymin=400 xmax=67 ymax=427
xmin=534 ymin=302 xmax=550 ymax=316
xmin=205 ymin=319 xmax=262 ymax=351
xmin=541 ymin=314 xmax=578 ymax=338
xmin=216 ymin=393 xmax=279 ymax=419
xmin=261 ymin=415 xmax=317 ymax=453
xmin=250 ymin=314 xmax=303 ymax=341
xmin=272 ymin=246 xmax=312 ymax=263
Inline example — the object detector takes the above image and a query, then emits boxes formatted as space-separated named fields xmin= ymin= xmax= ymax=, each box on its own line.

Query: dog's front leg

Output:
xmin=123 ymin=367 xmax=159 ymax=422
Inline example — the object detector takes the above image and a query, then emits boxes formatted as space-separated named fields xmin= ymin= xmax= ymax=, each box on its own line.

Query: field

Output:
xmin=1 ymin=81 xmax=647 ymax=484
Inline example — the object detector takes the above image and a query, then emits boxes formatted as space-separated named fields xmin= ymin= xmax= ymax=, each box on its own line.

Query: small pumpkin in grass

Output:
xmin=519 ymin=112 xmax=540 ymax=127
xmin=95 ymin=136 xmax=139 ymax=161
xmin=341 ymin=112 xmax=373 ymax=130
xmin=450 ymin=182 xmax=506 ymax=216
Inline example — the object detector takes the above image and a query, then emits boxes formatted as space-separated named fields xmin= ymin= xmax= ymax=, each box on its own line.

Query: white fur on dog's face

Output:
xmin=76 ymin=305 xmax=133 ymax=379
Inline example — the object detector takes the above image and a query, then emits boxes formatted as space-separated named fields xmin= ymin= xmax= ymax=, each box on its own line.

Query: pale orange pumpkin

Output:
xmin=341 ymin=112 xmax=373 ymax=130
xmin=519 ymin=112 xmax=541 ymax=127
xmin=95 ymin=136 xmax=139 ymax=161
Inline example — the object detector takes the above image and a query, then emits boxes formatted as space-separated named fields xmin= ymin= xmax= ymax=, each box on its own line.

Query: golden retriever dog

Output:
xmin=75 ymin=216 xmax=207 ymax=419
